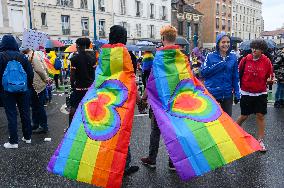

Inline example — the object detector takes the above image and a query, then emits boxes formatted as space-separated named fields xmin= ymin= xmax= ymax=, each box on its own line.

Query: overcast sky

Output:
xmin=262 ymin=0 xmax=284 ymax=31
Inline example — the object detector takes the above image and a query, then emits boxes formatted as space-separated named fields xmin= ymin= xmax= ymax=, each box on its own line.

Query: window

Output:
xmin=222 ymin=4 xmax=226 ymax=16
xmin=178 ymin=4 xmax=183 ymax=13
xmin=162 ymin=6 xmax=166 ymax=20
xmin=136 ymin=1 xmax=141 ymax=17
xmin=150 ymin=25 xmax=155 ymax=38
xmin=243 ymin=24 xmax=245 ymax=31
xmin=80 ymin=0 xmax=88 ymax=9
xmin=228 ymin=20 xmax=231 ymax=31
xmin=216 ymin=18 xmax=220 ymax=29
xmin=99 ymin=20 xmax=106 ymax=37
xmin=178 ymin=21 xmax=183 ymax=35
xmin=236 ymin=5 xmax=238 ymax=13
xmin=61 ymin=15 xmax=70 ymax=35
xmin=150 ymin=3 xmax=154 ymax=18
xmin=121 ymin=21 xmax=127 ymax=29
xmin=41 ymin=12 xmax=47 ymax=26
xmin=136 ymin=24 xmax=142 ymax=38
xmin=57 ymin=0 xmax=73 ymax=7
xmin=216 ymin=3 xmax=220 ymax=15
xmin=120 ymin=0 xmax=126 ymax=14
xmin=98 ymin=0 xmax=105 ymax=11
xmin=81 ymin=17 xmax=89 ymax=36
xmin=194 ymin=23 xmax=198 ymax=35
xmin=222 ymin=19 xmax=226 ymax=30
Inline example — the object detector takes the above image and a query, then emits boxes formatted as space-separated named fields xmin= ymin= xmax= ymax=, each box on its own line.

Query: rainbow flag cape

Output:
xmin=146 ymin=45 xmax=261 ymax=181
xmin=142 ymin=52 xmax=154 ymax=72
xmin=47 ymin=44 xmax=137 ymax=188
xmin=44 ymin=57 xmax=57 ymax=78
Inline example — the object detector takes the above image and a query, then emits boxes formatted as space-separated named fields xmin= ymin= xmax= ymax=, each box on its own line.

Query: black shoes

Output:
xmin=124 ymin=166 xmax=139 ymax=176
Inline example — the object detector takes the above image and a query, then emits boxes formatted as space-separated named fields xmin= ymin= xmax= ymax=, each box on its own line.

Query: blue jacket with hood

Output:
xmin=200 ymin=32 xmax=240 ymax=100
xmin=0 ymin=35 xmax=34 ymax=92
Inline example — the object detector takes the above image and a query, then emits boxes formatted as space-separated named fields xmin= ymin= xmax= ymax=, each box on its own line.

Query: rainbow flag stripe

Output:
xmin=146 ymin=45 xmax=261 ymax=180
xmin=142 ymin=52 xmax=154 ymax=71
xmin=44 ymin=57 xmax=57 ymax=78
xmin=47 ymin=44 xmax=137 ymax=188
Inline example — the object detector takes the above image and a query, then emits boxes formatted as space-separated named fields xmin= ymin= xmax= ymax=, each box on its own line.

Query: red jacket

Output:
xmin=239 ymin=54 xmax=273 ymax=93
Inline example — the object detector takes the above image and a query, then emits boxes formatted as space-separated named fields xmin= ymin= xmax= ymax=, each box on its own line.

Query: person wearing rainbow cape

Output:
xmin=140 ymin=25 xmax=261 ymax=181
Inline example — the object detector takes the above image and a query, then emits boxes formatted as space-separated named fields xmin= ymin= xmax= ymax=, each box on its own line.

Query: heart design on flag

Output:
xmin=168 ymin=79 xmax=222 ymax=122
xmin=81 ymin=79 xmax=128 ymax=141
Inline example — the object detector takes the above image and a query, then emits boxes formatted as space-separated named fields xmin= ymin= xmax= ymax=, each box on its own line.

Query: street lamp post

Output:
xmin=27 ymin=0 xmax=33 ymax=29
xmin=93 ymin=0 xmax=97 ymax=41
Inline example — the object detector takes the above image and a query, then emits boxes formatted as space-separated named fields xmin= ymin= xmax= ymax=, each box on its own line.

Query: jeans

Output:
xmin=216 ymin=96 xmax=233 ymax=117
xmin=275 ymin=83 xmax=284 ymax=101
xmin=54 ymin=74 xmax=59 ymax=89
xmin=31 ymin=89 xmax=48 ymax=131
xmin=3 ymin=90 xmax=31 ymax=144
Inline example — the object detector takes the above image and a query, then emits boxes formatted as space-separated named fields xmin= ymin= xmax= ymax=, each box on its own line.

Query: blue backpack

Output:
xmin=2 ymin=53 xmax=28 ymax=93
xmin=54 ymin=57 xmax=62 ymax=70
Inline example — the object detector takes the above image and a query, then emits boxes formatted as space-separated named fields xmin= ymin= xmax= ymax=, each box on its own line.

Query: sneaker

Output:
xmin=33 ymin=127 xmax=48 ymax=134
xmin=22 ymin=137 xmax=31 ymax=144
xmin=124 ymin=166 xmax=139 ymax=176
xmin=168 ymin=161 xmax=176 ymax=171
xmin=141 ymin=157 xmax=156 ymax=168
xmin=258 ymin=139 xmax=267 ymax=152
xmin=3 ymin=142 xmax=18 ymax=149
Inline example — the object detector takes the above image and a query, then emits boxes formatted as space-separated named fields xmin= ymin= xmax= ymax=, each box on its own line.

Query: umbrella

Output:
xmin=139 ymin=45 xmax=156 ymax=52
xmin=175 ymin=36 xmax=190 ymax=45
xmin=93 ymin=39 xmax=108 ymax=48
xmin=231 ymin=37 xmax=243 ymax=43
xmin=64 ymin=44 xmax=77 ymax=53
xmin=45 ymin=39 xmax=64 ymax=48
xmin=126 ymin=44 xmax=140 ymax=51
xmin=136 ymin=41 xmax=154 ymax=46
xmin=239 ymin=39 xmax=276 ymax=50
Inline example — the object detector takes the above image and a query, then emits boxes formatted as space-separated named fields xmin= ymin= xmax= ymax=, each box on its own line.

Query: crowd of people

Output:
xmin=0 ymin=24 xmax=283 ymax=178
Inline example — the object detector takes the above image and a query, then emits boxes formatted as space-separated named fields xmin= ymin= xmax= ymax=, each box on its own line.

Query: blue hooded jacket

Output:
xmin=200 ymin=32 xmax=240 ymax=100
xmin=0 ymin=35 xmax=34 ymax=91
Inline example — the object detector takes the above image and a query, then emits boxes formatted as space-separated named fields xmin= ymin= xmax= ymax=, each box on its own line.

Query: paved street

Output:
xmin=0 ymin=91 xmax=283 ymax=188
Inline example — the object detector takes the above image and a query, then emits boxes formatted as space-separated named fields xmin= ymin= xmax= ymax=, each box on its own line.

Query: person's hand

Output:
xmin=234 ymin=97 xmax=239 ymax=104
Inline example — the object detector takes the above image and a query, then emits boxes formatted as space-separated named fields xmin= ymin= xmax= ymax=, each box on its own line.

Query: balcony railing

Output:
xmin=62 ymin=28 xmax=70 ymax=35
xmin=82 ymin=30 xmax=89 ymax=36
xmin=136 ymin=12 xmax=141 ymax=17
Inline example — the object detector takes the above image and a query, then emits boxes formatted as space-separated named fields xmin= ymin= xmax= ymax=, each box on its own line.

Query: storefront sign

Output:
xmin=178 ymin=13 xmax=200 ymax=22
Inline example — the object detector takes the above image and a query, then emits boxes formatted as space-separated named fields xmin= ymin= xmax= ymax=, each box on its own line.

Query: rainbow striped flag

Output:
xmin=47 ymin=44 xmax=137 ymax=188
xmin=142 ymin=52 xmax=154 ymax=72
xmin=44 ymin=57 xmax=57 ymax=78
xmin=146 ymin=45 xmax=261 ymax=180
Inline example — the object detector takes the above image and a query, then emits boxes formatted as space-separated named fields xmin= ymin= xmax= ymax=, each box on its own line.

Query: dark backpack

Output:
xmin=1 ymin=52 xmax=28 ymax=93
xmin=54 ymin=57 xmax=62 ymax=70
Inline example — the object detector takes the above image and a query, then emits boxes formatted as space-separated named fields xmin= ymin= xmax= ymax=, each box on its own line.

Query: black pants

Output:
xmin=216 ymin=96 xmax=233 ymax=116
xmin=54 ymin=74 xmax=59 ymax=89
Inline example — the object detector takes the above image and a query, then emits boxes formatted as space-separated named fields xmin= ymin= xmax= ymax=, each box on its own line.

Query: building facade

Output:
xmin=0 ymin=0 xmax=29 ymax=36
xmin=171 ymin=0 xmax=203 ymax=48
xmin=261 ymin=28 xmax=284 ymax=45
xmin=1 ymin=0 xmax=172 ymax=45
xmin=187 ymin=0 xmax=233 ymax=48
xmin=113 ymin=0 xmax=171 ymax=44
xmin=32 ymin=0 xmax=113 ymax=45
xmin=231 ymin=0 xmax=263 ymax=41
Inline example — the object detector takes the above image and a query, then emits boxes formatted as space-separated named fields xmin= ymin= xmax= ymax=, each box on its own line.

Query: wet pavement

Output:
xmin=0 ymin=92 xmax=283 ymax=188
